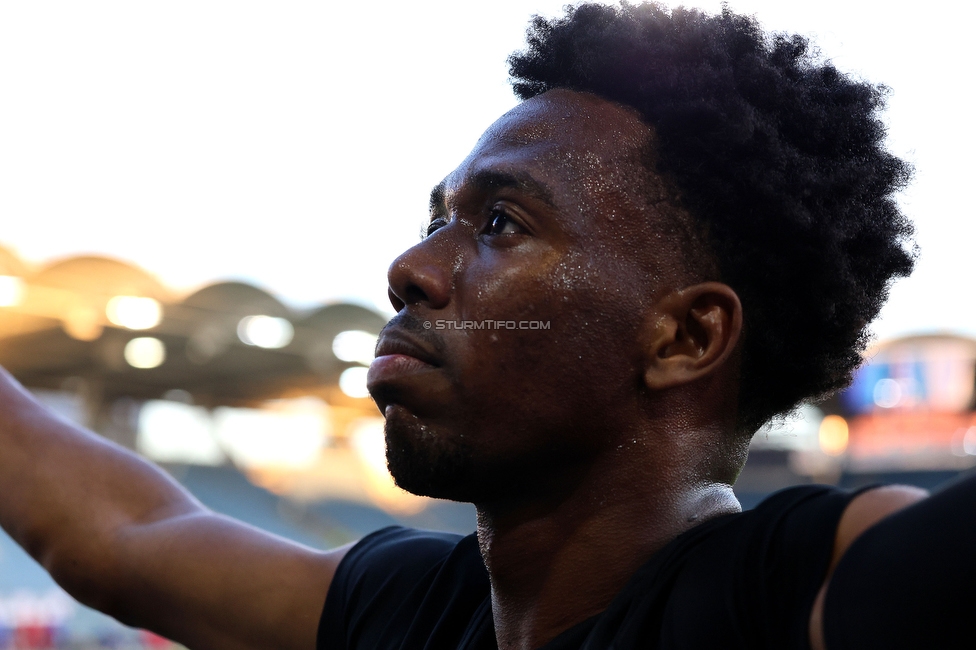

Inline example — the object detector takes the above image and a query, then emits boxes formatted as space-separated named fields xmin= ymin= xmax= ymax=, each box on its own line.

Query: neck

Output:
xmin=476 ymin=435 xmax=740 ymax=650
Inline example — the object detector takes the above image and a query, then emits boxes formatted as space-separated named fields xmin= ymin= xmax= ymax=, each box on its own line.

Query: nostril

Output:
xmin=387 ymin=282 xmax=431 ymax=311
xmin=403 ymin=284 xmax=429 ymax=306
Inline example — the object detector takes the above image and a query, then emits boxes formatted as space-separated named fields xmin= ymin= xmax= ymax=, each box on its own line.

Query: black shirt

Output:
xmin=319 ymin=485 xmax=860 ymax=650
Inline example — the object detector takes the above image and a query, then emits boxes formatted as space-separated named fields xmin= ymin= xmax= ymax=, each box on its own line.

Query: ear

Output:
xmin=641 ymin=282 xmax=743 ymax=391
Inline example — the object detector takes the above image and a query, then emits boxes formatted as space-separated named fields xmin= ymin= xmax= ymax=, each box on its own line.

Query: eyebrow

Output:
xmin=428 ymin=168 xmax=558 ymax=219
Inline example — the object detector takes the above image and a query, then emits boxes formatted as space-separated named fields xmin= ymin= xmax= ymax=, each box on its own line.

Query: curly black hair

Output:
xmin=509 ymin=2 xmax=916 ymax=434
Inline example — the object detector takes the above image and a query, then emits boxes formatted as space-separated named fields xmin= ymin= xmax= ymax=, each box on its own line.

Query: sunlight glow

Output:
xmin=138 ymin=400 xmax=225 ymax=465
xmin=213 ymin=402 xmax=327 ymax=469
xmin=62 ymin=307 xmax=103 ymax=341
xmin=0 ymin=275 xmax=25 ymax=307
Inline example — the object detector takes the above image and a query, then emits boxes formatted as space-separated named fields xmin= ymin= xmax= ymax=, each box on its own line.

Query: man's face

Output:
xmin=368 ymin=89 xmax=684 ymax=503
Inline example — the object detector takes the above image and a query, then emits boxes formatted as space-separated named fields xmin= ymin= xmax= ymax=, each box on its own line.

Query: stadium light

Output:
xmin=332 ymin=330 xmax=378 ymax=365
xmin=124 ymin=337 xmax=166 ymax=369
xmin=106 ymin=295 xmax=162 ymax=330
xmin=818 ymin=415 xmax=849 ymax=456
xmin=339 ymin=367 xmax=370 ymax=398
xmin=237 ymin=315 xmax=294 ymax=349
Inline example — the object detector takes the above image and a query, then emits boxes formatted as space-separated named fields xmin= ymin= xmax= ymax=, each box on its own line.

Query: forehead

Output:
xmin=471 ymin=88 xmax=650 ymax=163
xmin=438 ymin=89 xmax=660 ymax=224
xmin=433 ymin=89 xmax=701 ymax=294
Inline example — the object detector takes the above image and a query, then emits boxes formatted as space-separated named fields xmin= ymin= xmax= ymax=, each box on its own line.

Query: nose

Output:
xmin=387 ymin=239 xmax=453 ymax=312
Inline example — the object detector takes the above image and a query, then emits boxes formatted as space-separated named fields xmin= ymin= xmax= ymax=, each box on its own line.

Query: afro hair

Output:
xmin=508 ymin=2 xmax=916 ymax=434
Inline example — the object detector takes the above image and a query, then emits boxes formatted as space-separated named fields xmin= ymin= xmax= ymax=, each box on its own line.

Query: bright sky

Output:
xmin=1 ymin=1 xmax=972 ymax=341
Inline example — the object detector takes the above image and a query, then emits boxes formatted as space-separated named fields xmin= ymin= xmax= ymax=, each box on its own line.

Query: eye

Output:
xmin=485 ymin=207 xmax=522 ymax=236
xmin=424 ymin=217 xmax=448 ymax=239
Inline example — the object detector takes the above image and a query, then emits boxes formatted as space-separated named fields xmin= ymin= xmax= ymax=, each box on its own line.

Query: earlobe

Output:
xmin=641 ymin=283 xmax=742 ymax=391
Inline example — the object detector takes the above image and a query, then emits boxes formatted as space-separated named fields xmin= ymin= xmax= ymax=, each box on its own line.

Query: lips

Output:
xmin=373 ymin=330 xmax=442 ymax=367
xmin=367 ymin=329 xmax=442 ymax=390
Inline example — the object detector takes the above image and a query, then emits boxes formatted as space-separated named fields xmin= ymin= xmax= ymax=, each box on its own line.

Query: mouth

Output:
xmin=367 ymin=328 xmax=443 ymax=391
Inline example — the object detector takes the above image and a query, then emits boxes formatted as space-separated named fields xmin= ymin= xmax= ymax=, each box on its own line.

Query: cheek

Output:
xmin=449 ymin=252 xmax=645 ymax=433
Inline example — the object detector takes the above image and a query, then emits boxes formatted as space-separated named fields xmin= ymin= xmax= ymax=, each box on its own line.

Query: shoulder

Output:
xmin=735 ymin=483 xmax=865 ymax=548
xmin=330 ymin=525 xmax=468 ymax=592
xmin=752 ymin=482 xmax=858 ymax=515
xmin=318 ymin=526 xmax=483 ymax=650
xmin=657 ymin=485 xmax=869 ymax=648
xmin=324 ymin=526 xmax=472 ymax=618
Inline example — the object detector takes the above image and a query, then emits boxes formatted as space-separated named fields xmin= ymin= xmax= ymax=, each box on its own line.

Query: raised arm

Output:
xmin=0 ymin=366 xmax=350 ymax=650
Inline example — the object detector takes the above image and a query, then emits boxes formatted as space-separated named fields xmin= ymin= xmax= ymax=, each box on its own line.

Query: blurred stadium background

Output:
xmin=3 ymin=0 xmax=974 ymax=646
xmin=1 ymin=243 xmax=974 ymax=647
xmin=0 ymin=245 xmax=479 ymax=648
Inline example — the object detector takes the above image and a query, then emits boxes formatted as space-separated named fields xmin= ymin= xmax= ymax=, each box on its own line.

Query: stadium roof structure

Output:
xmin=0 ymin=244 xmax=387 ymax=409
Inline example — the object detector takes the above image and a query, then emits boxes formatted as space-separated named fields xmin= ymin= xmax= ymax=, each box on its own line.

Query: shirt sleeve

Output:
xmin=317 ymin=526 xmax=464 ymax=650
xmin=824 ymin=473 xmax=976 ymax=649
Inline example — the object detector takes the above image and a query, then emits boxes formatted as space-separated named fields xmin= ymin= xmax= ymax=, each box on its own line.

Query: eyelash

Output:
xmin=424 ymin=218 xmax=447 ymax=238
xmin=423 ymin=204 xmax=523 ymax=239
xmin=485 ymin=207 xmax=520 ymax=236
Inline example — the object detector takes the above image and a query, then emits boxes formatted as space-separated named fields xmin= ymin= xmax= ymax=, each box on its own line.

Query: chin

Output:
xmin=383 ymin=407 xmax=504 ymax=504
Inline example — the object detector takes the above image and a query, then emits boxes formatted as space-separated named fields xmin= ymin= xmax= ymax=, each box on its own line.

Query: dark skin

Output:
xmin=370 ymin=89 xmax=926 ymax=649
xmin=370 ymin=89 xmax=747 ymax=647
xmin=0 ymin=88 xmax=925 ymax=649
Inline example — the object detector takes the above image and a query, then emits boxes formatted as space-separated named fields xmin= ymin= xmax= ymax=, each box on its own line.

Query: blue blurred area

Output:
xmin=0 ymin=528 xmax=53 ymax=591
xmin=842 ymin=360 xmax=930 ymax=413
